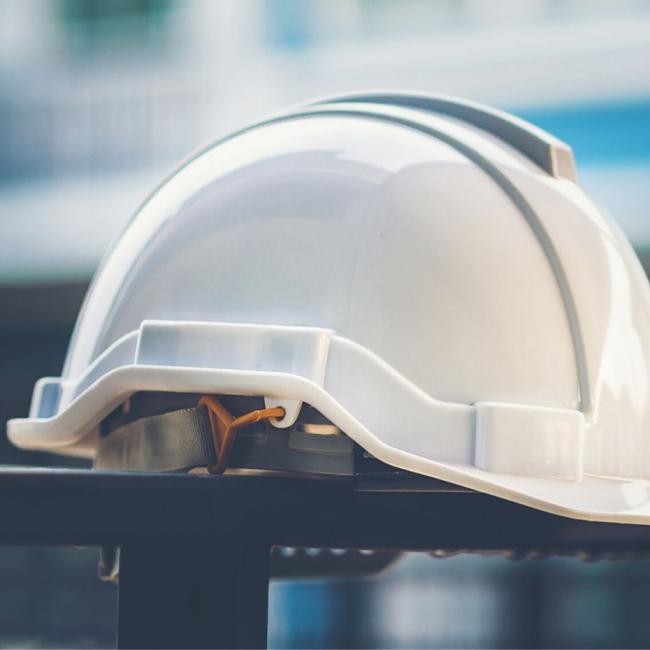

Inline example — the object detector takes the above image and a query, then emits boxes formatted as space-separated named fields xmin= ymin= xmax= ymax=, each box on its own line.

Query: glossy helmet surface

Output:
xmin=9 ymin=92 xmax=650 ymax=523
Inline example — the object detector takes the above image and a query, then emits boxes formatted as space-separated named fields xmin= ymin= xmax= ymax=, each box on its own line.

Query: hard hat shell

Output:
xmin=9 ymin=92 xmax=650 ymax=524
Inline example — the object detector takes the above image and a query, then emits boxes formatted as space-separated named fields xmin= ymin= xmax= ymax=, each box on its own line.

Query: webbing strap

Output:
xmin=95 ymin=407 xmax=216 ymax=472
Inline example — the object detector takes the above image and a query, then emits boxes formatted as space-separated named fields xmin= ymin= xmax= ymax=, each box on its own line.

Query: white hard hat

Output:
xmin=8 ymin=92 xmax=650 ymax=524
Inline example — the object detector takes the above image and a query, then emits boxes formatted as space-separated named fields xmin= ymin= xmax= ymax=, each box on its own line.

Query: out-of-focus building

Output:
xmin=0 ymin=0 xmax=649 ymax=281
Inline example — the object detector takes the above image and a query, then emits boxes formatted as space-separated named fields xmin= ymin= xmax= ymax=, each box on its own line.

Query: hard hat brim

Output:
xmin=8 ymin=319 xmax=650 ymax=525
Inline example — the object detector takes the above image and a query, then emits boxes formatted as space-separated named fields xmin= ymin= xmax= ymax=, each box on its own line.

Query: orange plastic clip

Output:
xmin=198 ymin=395 xmax=285 ymax=474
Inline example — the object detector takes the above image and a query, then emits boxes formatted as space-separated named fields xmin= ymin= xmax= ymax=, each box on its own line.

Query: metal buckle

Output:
xmin=198 ymin=395 xmax=285 ymax=474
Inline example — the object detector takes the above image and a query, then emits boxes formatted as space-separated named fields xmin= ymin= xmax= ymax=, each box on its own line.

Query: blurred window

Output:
xmin=264 ymin=0 xmax=650 ymax=49
xmin=57 ymin=0 xmax=173 ymax=54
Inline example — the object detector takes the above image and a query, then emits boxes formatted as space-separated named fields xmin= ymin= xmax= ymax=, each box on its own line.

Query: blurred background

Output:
xmin=1 ymin=0 xmax=650 ymax=647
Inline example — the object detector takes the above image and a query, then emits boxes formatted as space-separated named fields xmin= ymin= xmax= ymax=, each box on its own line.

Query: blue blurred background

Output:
xmin=0 ymin=0 xmax=650 ymax=647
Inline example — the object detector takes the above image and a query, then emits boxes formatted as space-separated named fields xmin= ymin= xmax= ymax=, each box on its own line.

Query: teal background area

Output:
xmin=517 ymin=98 xmax=650 ymax=166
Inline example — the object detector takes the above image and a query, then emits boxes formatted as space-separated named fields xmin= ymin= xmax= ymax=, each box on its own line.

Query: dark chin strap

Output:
xmin=96 ymin=406 xmax=217 ymax=472
xmin=95 ymin=401 xmax=355 ymax=476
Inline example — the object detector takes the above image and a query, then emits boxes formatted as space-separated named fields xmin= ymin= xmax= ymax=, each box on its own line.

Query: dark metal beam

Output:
xmin=0 ymin=468 xmax=648 ymax=558
xmin=118 ymin=541 xmax=270 ymax=649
